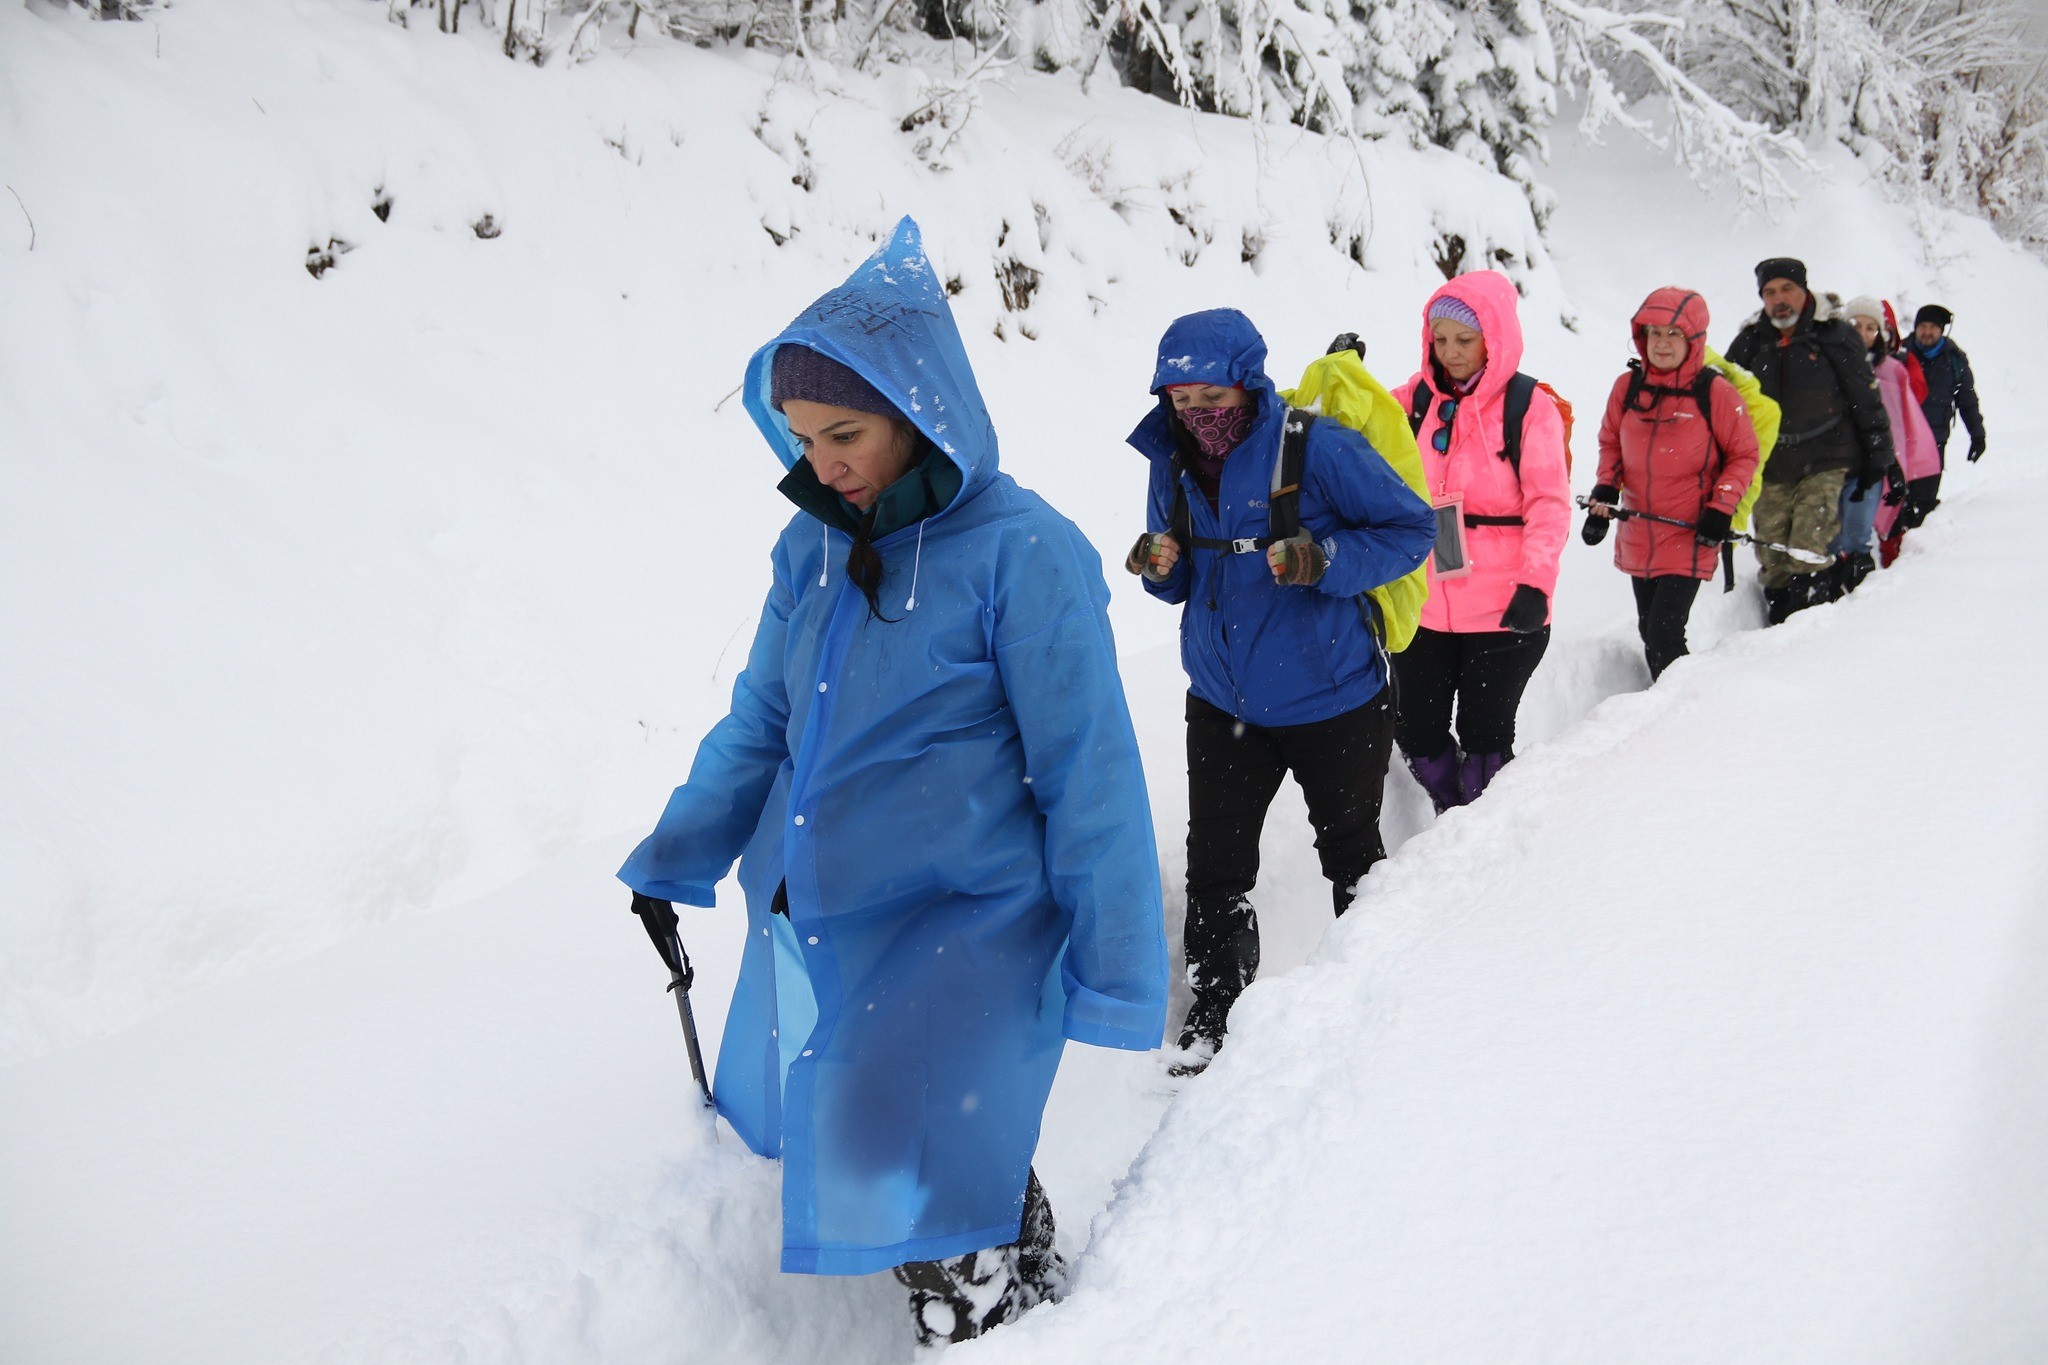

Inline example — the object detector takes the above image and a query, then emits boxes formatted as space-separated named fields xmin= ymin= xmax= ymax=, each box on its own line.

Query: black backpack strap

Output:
xmin=1269 ymin=408 xmax=1313 ymax=543
xmin=1500 ymin=372 xmax=1539 ymax=475
xmin=1169 ymin=482 xmax=1192 ymax=554
xmin=1622 ymin=359 xmax=1651 ymax=413
xmin=1407 ymin=379 xmax=1434 ymax=434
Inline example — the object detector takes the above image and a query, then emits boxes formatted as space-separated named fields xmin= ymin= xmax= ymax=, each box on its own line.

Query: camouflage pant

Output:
xmin=892 ymin=1169 xmax=1068 ymax=1347
xmin=1752 ymin=468 xmax=1847 ymax=590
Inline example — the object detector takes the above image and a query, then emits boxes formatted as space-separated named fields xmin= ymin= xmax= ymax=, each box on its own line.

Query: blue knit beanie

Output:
xmin=769 ymin=345 xmax=898 ymax=417
xmin=1427 ymin=296 xmax=1482 ymax=332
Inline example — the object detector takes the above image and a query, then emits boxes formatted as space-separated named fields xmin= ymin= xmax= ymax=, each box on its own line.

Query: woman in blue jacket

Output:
xmin=1126 ymin=309 xmax=1436 ymax=1072
xmin=620 ymin=220 xmax=1168 ymax=1346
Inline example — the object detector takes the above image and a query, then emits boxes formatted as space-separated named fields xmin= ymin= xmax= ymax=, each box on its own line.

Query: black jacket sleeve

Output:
xmin=1954 ymin=345 xmax=1986 ymax=447
xmin=1816 ymin=321 xmax=1896 ymax=474
xmin=1725 ymin=324 xmax=1761 ymax=370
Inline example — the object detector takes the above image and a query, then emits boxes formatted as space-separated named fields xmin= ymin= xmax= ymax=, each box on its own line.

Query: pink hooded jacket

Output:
xmin=1875 ymin=351 xmax=1940 ymax=540
xmin=1395 ymin=271 xmax=1571 ymax=633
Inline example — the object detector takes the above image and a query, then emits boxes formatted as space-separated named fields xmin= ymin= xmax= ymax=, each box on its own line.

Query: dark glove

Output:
xmin=1581 ymin=484 xmax=1619 ymax=546
xmin=1851 ymin=465 xmax=1883 ymax=498
xmin=1268 ymin=534 xmax=1328 ymax=586
xmin=1694 ymin=506 xmax=1732 ymax=546
xmin=630 ymin=891 xmax=691 ymax=987
xmin=1327 ymin=332 xmax=1366 ymax=359
xmin=1968 ymin=439 xmax=1986 ymax=462
xmin=1498 ymin=583 xmax=1548 ymax=633
xmin=1882 ymin=472 xmax=1907 ymax=507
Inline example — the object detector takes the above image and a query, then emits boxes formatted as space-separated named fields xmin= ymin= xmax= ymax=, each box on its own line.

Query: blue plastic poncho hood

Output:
xmin=743 ymin=219 xmax=996 ymax=503
xmin=622 ymin=219 xmax=1168 ymax=1276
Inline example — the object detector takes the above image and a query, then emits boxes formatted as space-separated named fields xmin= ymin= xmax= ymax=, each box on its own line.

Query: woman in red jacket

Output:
xmin=1583 ymin=288 xmax=1761 ymax=680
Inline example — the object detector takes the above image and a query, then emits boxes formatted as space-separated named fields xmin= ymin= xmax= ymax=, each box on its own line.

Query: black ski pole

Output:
xmin=1575 ymin=496 xmax=1831 ymax=566
xmin=631 ymin=892 xmax=715 ymax=1108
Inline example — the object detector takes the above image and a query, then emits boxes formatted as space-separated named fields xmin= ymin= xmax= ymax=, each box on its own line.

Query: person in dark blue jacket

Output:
xmin=1125 ymin=309 xmax=1436 ymax=1070
xmin=1906 ymin=304 xmax=1987 ymax=482
xmin=621 ymin=219 xmax=1168 ymax=1346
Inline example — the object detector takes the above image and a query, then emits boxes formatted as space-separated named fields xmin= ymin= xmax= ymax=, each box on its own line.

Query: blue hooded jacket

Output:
xmin=1129 ymin=310 xmax=1437 ymax=726
xmin=619 ymin=219 xmax=1168 ymax=1276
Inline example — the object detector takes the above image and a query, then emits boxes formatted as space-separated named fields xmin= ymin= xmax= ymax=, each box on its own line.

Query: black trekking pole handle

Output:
xmin=1574 ymin=496 xmax=1830 ymax=565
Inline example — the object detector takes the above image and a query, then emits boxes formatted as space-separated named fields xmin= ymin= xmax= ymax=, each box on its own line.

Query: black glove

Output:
xmin=1498 ymin=583 xmax=1548 ymax=633
xmin=1326 ymin=332 xmax=1366 ymax=359
xmin=630 ymin=891 xmax=691 ymax=987
xmin=1581 ymin=484 xmax=1619 ymax=546
xmin=1968 ymin=439 xmax=1986 ymax=463
xmin=1882 ymin=471 xmax=1907 ymax=506
xmin=1852 ymin=465 xmax=1883 ymax=498
xmin=1269 ymin=534 xmax=1328 ymax=586
xmin=1694 ymin=506 xmax=1732 ymax=546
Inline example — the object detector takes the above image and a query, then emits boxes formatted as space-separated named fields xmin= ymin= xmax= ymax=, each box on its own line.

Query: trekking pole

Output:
xmin=631 ymin=892 xmax=715 ymax=1108
xmin=1575 ymin=496 xmax=1831 ymax=566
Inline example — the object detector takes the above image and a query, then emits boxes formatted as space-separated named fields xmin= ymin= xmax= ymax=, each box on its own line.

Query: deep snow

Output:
xmin=4 ymin=2 xmax=2046 ymax=1361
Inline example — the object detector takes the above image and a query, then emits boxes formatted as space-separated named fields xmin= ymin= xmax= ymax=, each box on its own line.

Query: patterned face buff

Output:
xmin=1180 ymin=405 xmax=1255 ymax=461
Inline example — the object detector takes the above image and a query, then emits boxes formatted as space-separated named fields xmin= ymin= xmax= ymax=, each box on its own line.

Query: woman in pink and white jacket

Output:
xmin=1841 ymin=296 xmax=1941 ymax=567
xmin=1391 ymin=271 xmax=1572 ymax=811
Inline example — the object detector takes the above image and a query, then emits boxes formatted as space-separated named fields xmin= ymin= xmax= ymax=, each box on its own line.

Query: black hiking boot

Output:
xmin=894 ymin=1170 xmax=1067 ymax=1348
xmin=1170 ymin=895 xmax=1258 ymax=1076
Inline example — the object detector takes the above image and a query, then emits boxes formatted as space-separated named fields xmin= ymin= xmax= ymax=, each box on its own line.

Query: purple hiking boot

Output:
xmin=1459 ymin=750 xmax=1509 ymax=803
xmin=1405 ymin=747 xmax=1464 ymax=815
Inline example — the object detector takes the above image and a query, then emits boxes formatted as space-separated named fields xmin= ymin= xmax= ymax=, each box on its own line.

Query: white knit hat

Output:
xmin=1843 ymin=295 xmax=1885 ymax=326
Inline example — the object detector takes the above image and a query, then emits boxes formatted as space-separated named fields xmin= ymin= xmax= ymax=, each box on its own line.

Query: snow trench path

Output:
xmin=970 ymin=452 xmax=2048 ymax=1363
xmin=4 ymin=455 xmax=2043 ymax=1365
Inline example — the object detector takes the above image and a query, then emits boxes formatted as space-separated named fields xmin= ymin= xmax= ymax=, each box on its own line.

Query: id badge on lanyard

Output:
xmin=1431 ymin=492 xmax=1473 ymax=580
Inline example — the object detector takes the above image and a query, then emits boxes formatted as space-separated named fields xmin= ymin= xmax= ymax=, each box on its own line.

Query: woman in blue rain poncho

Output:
xmin=619 ymin=220 xmax=1168 ymax=1347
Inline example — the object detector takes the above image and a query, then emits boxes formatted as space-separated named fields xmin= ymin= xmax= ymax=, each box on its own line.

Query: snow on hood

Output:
xmin=1416 ymin=269 xmax=1525 ymax=400
xmin=1149 ymin=308 xmax=1281 ymax=404
xmin=742 ymin=217 xmax=996 ymax=498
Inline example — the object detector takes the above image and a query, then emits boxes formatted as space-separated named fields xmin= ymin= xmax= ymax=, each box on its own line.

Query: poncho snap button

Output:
xmin=794 ymin=815 xmax=805 ymax=826
xmin=818 ymin=682 xmax=828 ymax=692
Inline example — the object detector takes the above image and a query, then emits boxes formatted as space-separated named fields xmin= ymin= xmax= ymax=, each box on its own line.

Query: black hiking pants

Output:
xmin=1392 ymin=625 xmax=1549 ymax=760
xmin=1631 ymin=575 xmax=1703 ymax=681
xmin=1184 ymin=689 xmax=1395 ymax=917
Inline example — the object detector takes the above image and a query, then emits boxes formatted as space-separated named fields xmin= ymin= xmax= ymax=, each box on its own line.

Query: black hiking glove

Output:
xmin=1267 ymin=534 xmax=1328 ymax=586
xmin=1968 ymin=438 xmax=1986 ymax=462
xmin=1498 ymin=584 xmax=1548 ymax=634
xmin=1694 ymin=507 xmax=1732 ymax=546
xmin=1326 ymin=332 xmax=1366 ymax=359
xmin=630 ymin=891 xmax=691 ymax=987
xmin=1882 ymin=467 xmax=1907 ymax=506
xmin=1851 ymin=465 xmax=1883 ymax=498
xmin=1581 ymin=484 xmax=1619 ymax=545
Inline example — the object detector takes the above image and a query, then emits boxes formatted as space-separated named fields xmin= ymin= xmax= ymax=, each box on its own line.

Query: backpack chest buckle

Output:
xmin=1231 ymin=537 xmax=1262 ymax=554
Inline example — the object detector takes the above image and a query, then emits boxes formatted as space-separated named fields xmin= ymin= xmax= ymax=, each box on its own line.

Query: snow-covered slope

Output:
xmin=4 ymin=2 xmax=2046 ymax=1361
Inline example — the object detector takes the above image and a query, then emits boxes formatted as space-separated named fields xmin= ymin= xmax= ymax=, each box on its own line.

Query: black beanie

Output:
xmin=1914 ymin=303 xmax=1953 ymax=330
xmin=1754 ymin=257 xmax=1808 ymax=293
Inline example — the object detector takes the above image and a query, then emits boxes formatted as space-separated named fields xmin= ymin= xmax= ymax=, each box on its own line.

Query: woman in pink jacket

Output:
xmin=1392 ymin=271 xmax=1571 ymax=811
xmin=1842 ymin=296 xmax=1942 ymax=567
xmin=1583 ymin=287 xmax=1760 ymax=681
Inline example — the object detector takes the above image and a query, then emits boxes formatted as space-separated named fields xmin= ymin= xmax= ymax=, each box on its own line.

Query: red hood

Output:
xmin=1630 ymin=286 xmax=1710 ymax=385
xmin=1417 ymin=270 xmax=1525 ymax=401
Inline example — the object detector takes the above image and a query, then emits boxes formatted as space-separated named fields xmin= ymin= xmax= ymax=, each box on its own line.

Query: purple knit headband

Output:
xmin=769 ymin=344 xmax=898 ymax=417
xmin=1427 ymin=296 xmax=1482 ymax=332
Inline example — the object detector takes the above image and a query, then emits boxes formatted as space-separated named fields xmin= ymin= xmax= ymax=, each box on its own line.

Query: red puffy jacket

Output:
xmin=1595 ymin=288 xmax=1762 ymax=581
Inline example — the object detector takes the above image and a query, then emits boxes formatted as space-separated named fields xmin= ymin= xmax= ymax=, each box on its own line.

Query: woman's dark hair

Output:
xmin=843 ymin=418 xmax=923 ymax=624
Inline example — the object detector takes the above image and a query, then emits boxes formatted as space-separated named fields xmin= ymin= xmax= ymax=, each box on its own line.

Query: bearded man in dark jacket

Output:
xmin=1905 ymin=303 xmax=1986 ymax=471
xmin=1726 ymin=257 xmax=1896 ymax=624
